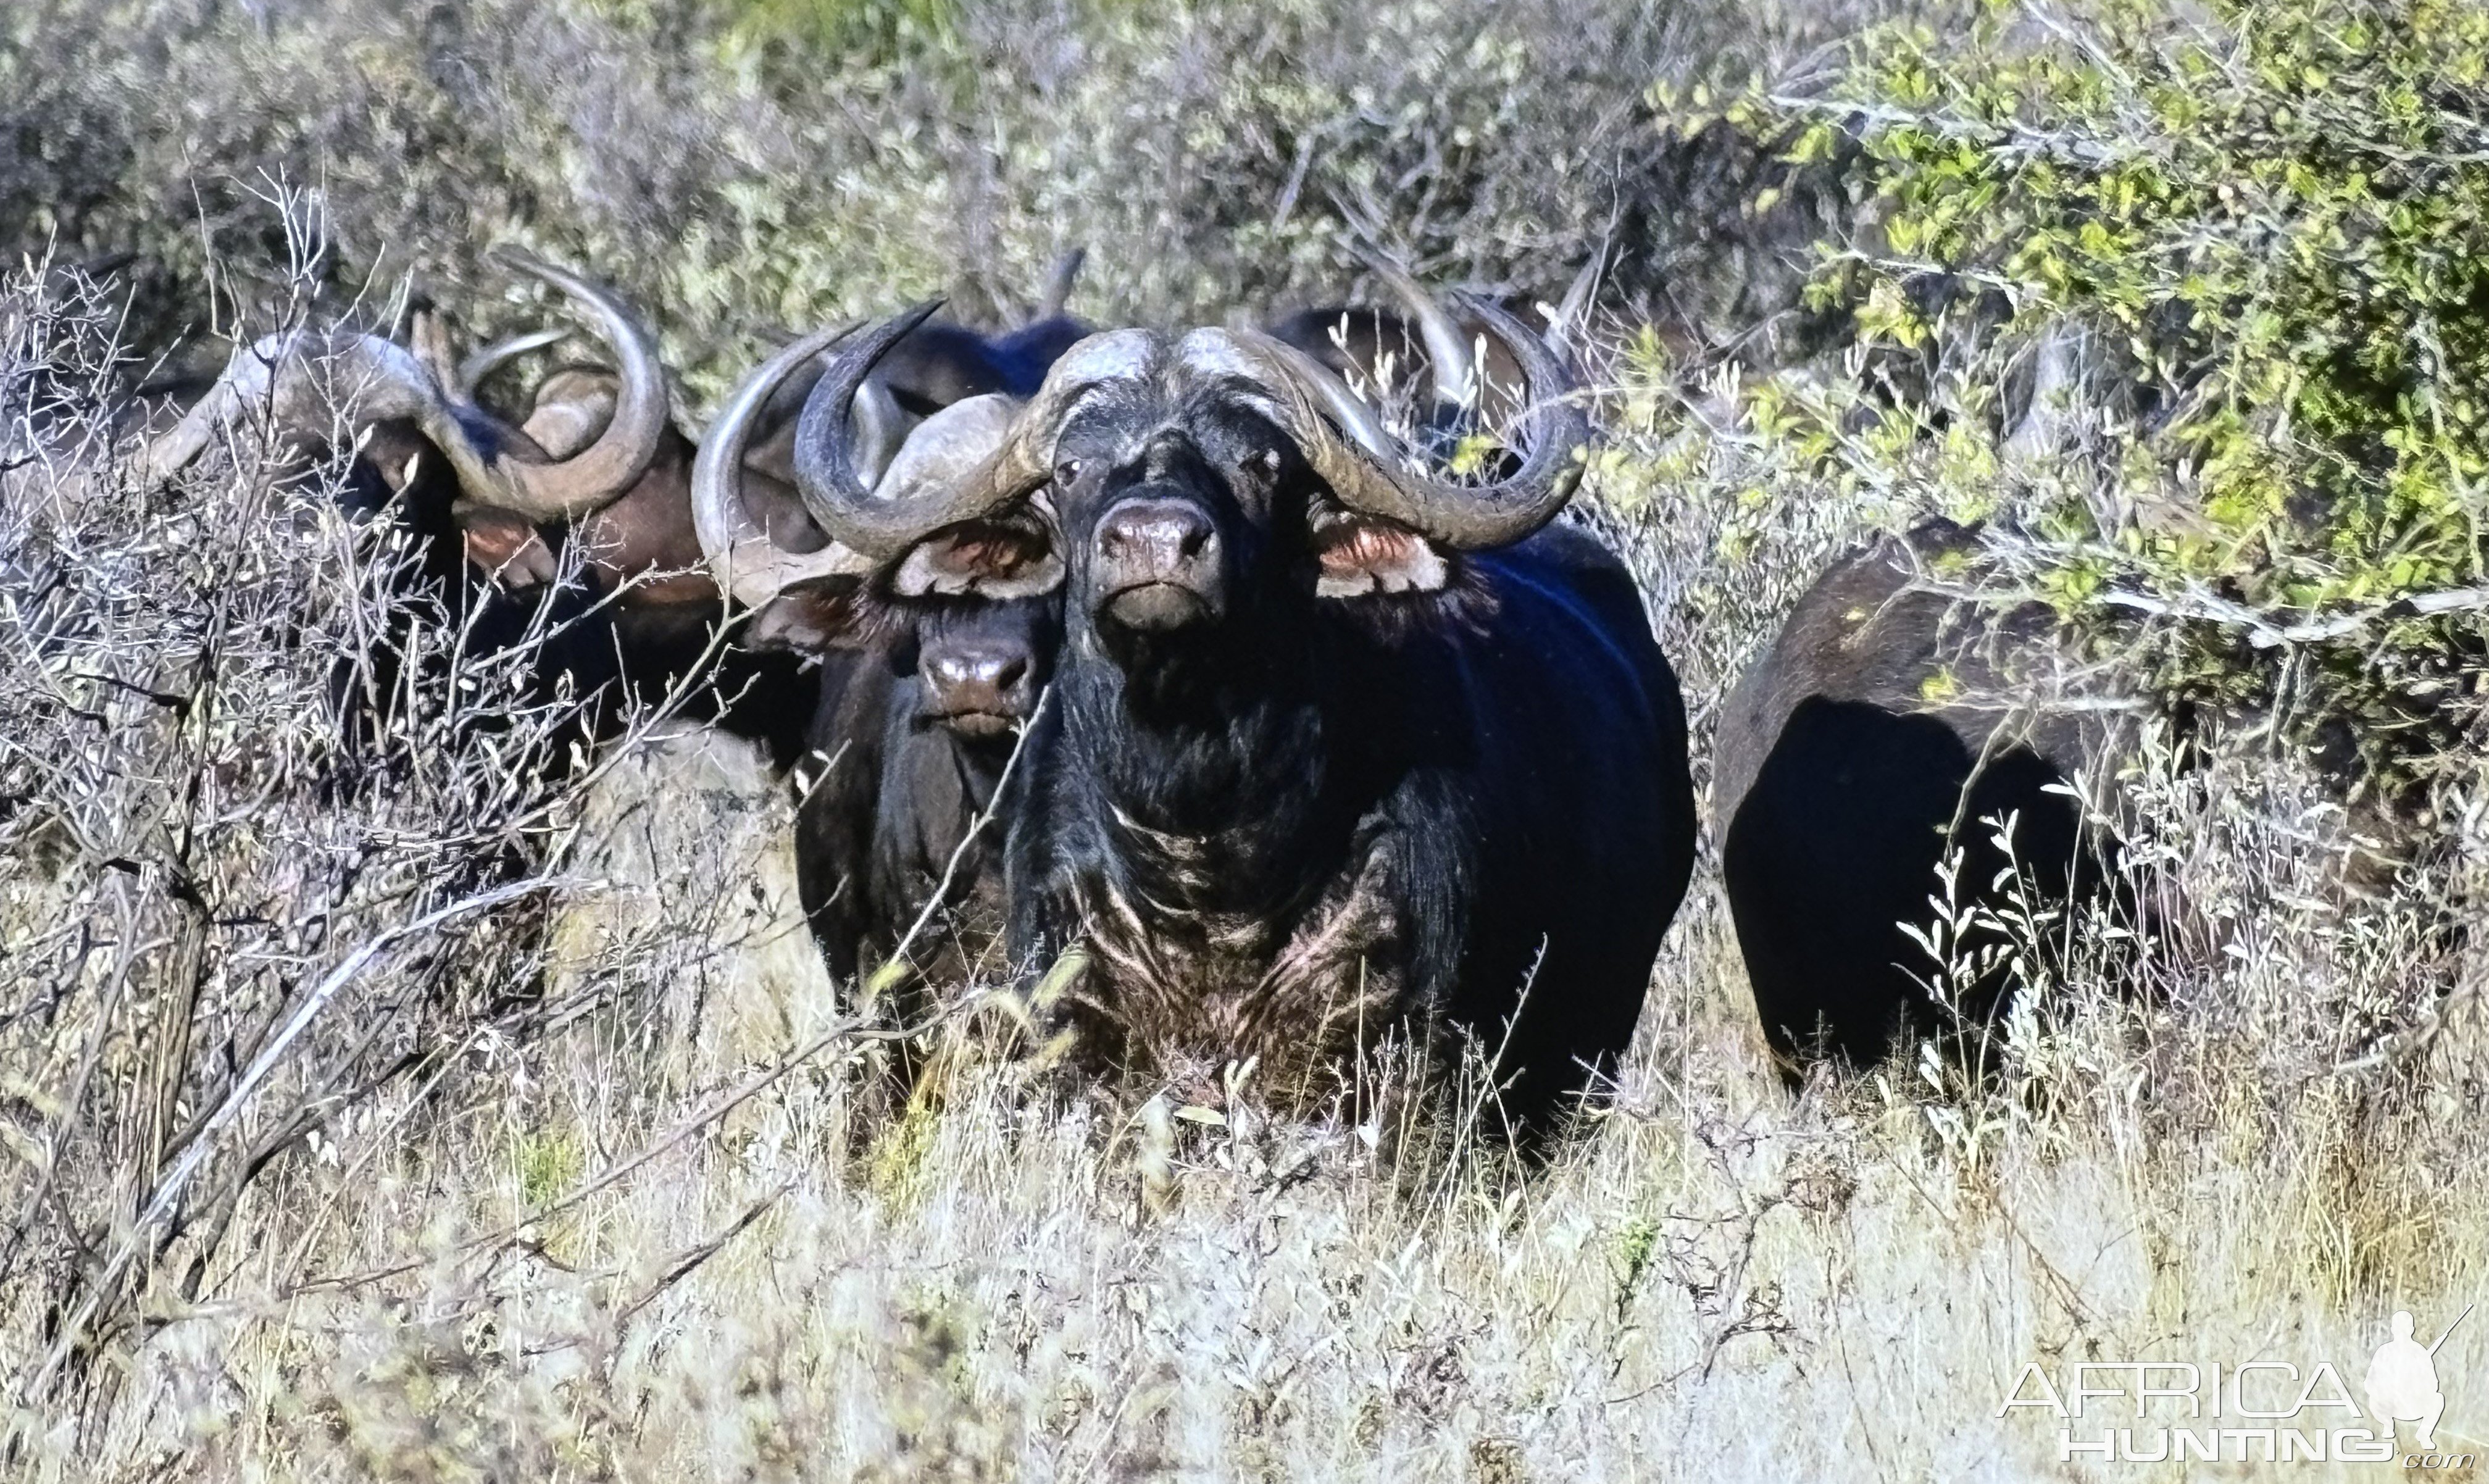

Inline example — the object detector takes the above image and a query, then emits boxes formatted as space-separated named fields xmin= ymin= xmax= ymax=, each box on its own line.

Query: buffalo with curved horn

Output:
xmin=782 ymin=289 xmax=1696 ymax=1136
xmin=691 ymin=310 xmax=1070 ymax=996
xmin=141 ymin=248 xmax=817 ymax=765
xmin=144 ymin=247 xmax=670 ymax=522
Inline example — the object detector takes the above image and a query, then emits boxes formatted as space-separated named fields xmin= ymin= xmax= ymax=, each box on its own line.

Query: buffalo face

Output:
xmin=1056 ymin=406 xmax=1302 ymax=646
xmin=872 ymin=515 xmax=1063 ymax=741
xmin=1043 ymin=365 xmax=1499 ymax=681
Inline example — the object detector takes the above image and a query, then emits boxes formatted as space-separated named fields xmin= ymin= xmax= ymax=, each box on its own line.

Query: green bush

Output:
xmin=1697 ymin=0 xmax=2489 ymax=809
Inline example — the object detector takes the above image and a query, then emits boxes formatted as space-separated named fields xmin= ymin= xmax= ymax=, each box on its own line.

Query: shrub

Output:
xmin=0 ymin=235 xmax=715 ymax=1409
xmin=2 ymin=0 xmax=1884 ymax=396
xmin=1706 ymin=0 xmax=2489 ymax=819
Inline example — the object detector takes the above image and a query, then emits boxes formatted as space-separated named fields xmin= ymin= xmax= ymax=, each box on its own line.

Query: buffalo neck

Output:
xmin=1054 ymin=613 xmax=1354 ymax=917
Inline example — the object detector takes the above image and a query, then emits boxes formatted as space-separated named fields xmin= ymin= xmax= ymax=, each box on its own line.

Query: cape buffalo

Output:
xmin=691 ymin=323 xmax=1068 ymax=996
xmin=780 ymin=295 xmax=1697 ymax=1135
xmin=1711 ymin=521 xmax=2125 ymax=1077
xmin=140 ymin=248 xmax=817 ymax=767
xmin=677 ymin=259 xmax=1094 ymax=991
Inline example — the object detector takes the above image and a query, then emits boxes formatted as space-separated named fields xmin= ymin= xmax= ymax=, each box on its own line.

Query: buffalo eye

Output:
xmin=1242 ymin=447 xmax=1283 ymax=480
xmin=1054 ymin=457 xmax=1084 ymax=485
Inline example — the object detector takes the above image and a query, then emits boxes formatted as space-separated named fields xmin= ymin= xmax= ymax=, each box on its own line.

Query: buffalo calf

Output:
xmin=694 ymin=323 xmax=1070 ymax=998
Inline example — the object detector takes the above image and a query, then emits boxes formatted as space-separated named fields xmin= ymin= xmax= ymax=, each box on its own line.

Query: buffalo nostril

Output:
xmin=1098 ymin=501 xmax=1216 ymax=571
xmin=927 ymin=645 xmax=1031 ymax=711
xmin=1095 ymin=498 xmax=1225 ymax=630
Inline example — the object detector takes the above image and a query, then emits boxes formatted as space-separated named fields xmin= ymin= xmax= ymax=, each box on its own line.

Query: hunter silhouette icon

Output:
xmin=2366 ymin=1307 xmax=2469 ymax=1449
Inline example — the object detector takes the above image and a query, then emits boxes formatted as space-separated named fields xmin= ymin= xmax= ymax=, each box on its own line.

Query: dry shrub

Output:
xmin=2 ymin=0 xmax=1896 ymax=394
xmin=0 ymin=232 xmax=852 ymax=1453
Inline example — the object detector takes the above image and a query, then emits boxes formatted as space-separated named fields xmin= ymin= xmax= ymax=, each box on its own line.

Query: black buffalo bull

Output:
xmin=1712 ymin=521 xmax=2130 ymax=1077
xmin=692 ymin=320 xmax=1072 ymax=992
xmin=780 ymin=297 xmax=1697 ymax=1133
xmin=138 ymin=248 xmax=821 ymax=767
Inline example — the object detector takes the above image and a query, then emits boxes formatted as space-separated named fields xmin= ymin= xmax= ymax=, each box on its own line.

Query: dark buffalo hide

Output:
xmin=1711 ymin=520 xmax=2135 ymax=1078
xmin=995 ymin=346 xmax=1696 ymax=1135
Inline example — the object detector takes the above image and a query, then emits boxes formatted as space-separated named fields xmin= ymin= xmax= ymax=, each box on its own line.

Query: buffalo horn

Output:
xmin=690 ymin=321 xmax=875 ymax=611
xmin=1230 ymin=293 xmax=1590 ymax=551
xmin=788 ymin=307 xmax=1147 ymax=560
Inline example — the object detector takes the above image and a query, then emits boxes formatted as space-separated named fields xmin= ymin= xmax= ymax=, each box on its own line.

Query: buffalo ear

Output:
xmin=889 ymin=522 xmax=1065 ymax=600
xmin=460 ymin=510 xmax=562 ymax=591
xmin=1312 ymin=516 xmax=1450 ymax=599
xmin=746 ymin=575 xmax=873 ymax=654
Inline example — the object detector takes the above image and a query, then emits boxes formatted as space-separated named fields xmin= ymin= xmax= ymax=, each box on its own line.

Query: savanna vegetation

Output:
xmin=2 ymin=0 xmax=2485 ymax=1477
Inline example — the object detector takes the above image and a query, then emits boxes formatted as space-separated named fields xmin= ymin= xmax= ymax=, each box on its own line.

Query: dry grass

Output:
xmin=4 ymin=243 xmax=2485 ymax=1482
